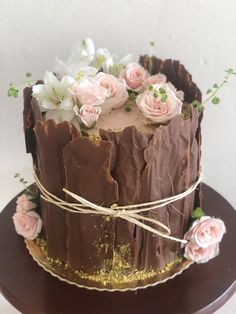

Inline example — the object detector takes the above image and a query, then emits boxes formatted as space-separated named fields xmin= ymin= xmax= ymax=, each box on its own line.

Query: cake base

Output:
xmin=25 ymin=238 xmax=193 ymax=291
xmin=0 ymin=184 xmax=235 ymax=314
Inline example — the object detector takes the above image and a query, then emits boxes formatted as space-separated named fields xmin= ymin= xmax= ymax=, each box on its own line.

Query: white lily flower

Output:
xmin=108 ymin=54 xmax=133 ymax=77
xmin=95 ymin=47 xmax=113 ymax=72
xmin=55 ymin=38 xmax=96 ymax=78
xmin=32 ymin=71 xmax=76 ymax=122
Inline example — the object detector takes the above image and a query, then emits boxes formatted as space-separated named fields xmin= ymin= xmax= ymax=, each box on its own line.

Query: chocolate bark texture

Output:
xmin=23 ymin=57 xmax=203 ymax=275
xmin=63 ymin=137 xmax=119 ymax=272
xmin=34 ymin=120 xmax=79 ymax=261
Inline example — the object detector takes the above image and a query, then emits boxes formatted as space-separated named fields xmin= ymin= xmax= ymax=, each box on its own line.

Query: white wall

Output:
xmin=0 ymin=1 xmax=235 ymax=313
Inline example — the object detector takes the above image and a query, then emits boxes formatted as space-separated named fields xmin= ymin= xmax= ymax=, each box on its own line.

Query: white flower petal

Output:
xmin=59 ymin=97 xmax=74 ymax=110
xmin=42 ymin=99 xmax=57 ymax=110
xmin=119 ymin=54 xmax=133 ymax=65
xmin=61 ymin=75 xmax=76 ymax=88
xmin=32 ymin=84 xmax=46 ymax=95
xmin=44 ymin=71 xmax=59 ymax=86
xmin=81 ymin=38 xmax=95 ymax=56
xmin=54 ymin=57 xmax=68 ymax=78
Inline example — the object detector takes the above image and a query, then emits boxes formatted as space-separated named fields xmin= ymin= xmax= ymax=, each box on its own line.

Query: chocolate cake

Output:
xmin=22 ymin=55 xmax=203 ymax=285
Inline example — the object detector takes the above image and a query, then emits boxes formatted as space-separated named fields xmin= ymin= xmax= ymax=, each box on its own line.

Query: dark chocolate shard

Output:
xmin=23 ymin=87 xmax=35 ymax=159
xmin=34 ymin=119 xmax=79 ymax=261
xmin=100 ymin=126 xmax=151 ymax=268
xmin=140 ymin=55 xmax=202 ymax=103
xmin=63 ymin=137 xmax=119 ymax=272
xmin=138 ymin=107 xmax=200 ymax=270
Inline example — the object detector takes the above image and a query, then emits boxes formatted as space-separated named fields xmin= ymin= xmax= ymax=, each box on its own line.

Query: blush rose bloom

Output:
xmin=74 ymin=104 xmax=102 ymax=128
xmin=13 ymin=211 xmax=42 ymax=240
xmin=143 ymin=73 xmax=167 ymax=88
xmin=119 ymin=62 xmax=148 ymax=92
xmin=136 ymin=84 xmax=182 ymax=123
xmin=70 ymin=79 xmax=108 ymax=106
xmin=184 ymin=241 xmax=219 ymax=264
xmin=184 ymin=216 xmax=226 ymax=248
xmin=183 ymin=216 xmax=226 ymax=263
xmin=165 ymin=81 xmax=184 ymax=101
xmin=94 ymin=73 xmax=129 ymax=113
xmin=16 ymin=194 xmax=37 ymax=213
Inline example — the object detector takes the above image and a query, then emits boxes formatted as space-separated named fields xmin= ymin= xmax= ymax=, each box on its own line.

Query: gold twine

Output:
xmin=33 ymin=168 xmax=203 ymax=244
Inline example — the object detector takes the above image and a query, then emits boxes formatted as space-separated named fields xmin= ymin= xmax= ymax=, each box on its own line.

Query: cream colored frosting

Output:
xmin=88 ymin=105 xmax=155 ymax=135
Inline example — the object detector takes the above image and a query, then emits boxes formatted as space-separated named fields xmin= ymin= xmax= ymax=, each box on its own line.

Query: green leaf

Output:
xmin=161 ymin=94 xmax=168 ymax=102
xmin=206 ymin=89 xmax=212 ymax=94
xmin=159 ymin=87 xmax=166 ymax=94
xmin=26 ymin=72 xmax=32 ymax=78
xmin=192 ymin=207 xmax=205 ymax=219
xmin=225 ymin=68 xmax=236 ymax=75
xmin=125 ymin=106 xmax=132 ymax=112
xmin=192 ymin=99 xmax=201 ymax=107
xmin=129 ymin=92 xmax=137 ymax=101
xmin=213 ymin=83 xmax=218 ymax=88
xmin=7 ymin=83 xmax=19 ymax=98
xmin=148 ymin=85 xmax=154 ymax=91
xmin=212 ymin=96 xmax=220 ymax=104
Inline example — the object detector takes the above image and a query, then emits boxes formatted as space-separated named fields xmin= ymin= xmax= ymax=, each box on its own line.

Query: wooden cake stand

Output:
xmin=0 ymin=184 xmax=235 ymax=314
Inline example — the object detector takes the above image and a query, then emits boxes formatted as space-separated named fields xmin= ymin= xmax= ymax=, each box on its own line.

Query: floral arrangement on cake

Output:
xmin=8 ymin=39 xmax=236 ymax=291
xmin=28 ymin=38 xmax=185 ymax=129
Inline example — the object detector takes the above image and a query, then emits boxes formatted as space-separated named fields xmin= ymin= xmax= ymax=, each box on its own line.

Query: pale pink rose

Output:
xmin=74 ymin=104 xmax=102 ymax=128
xmin=16 ymin=194 xmax=37 ymax=213
xmin=70 ymin=79 xmax=108 ymax=106
xmin=94 ymin=73 xmax=128 ymax=113
xmin=184 ymin=241 xmax=219 ymax=263
xmin=184 ymin=216 xmax=226 ymax=248
xmin=136 ymin=84 xmax=182 ymax=123
xmin=13 ymin=211 xmax=42 ymax=240
xmin=119 ymin=62 xmax=148 ymax=92
xmin=142 ymin=73 xmax=167 ymax=88
xmin=165 ymin=82 xmax=184 ymax=101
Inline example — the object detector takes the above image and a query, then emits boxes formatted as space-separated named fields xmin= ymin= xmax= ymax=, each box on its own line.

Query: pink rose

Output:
xmin=165 ymin=82 xmax=184 ymax=101
xmin=16 ymin=194 xmax=37 ymax=213
xmin=184 ymin=241 xmax=219 ymax=263
xmin=94 ymin=73 xmax=129 ymax=113
xmin=70 ymin=79 xmax=108 ymax=106
xmin=13 ymin=211 xmax=42 ymax=240
xmin=143 ymin=73 xmax=167 ymax=88
xmin=136 ymin=84 xmax=182 ymax=123
xmin=120 ymin=62 xmax=148 ymax=92
xmin=184 ymin=216 xmax=226 ymax=248
xmin=74 ymin=104 xmax=102 ymax=128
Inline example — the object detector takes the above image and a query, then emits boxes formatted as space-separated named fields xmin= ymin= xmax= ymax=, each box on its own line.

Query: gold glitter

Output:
xmin=88 ymin=133 xmax=101 ymax=143
xmin=35 ymin=238 xmax=183 ymax=286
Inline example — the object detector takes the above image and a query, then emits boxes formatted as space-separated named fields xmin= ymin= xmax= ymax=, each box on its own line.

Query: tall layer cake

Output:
xmin=23 ymin=58 xmax=201 ymax=273
xmin=12 ymin=39 xmax=225 ymax=290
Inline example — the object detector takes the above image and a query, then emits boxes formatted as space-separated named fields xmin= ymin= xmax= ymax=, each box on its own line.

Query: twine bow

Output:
xmin=33 ymin=169 xmax=203 ymax=245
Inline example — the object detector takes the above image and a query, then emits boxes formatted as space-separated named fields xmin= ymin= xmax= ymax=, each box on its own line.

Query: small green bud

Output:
xmin=125 ymin=106 xmax=132 ymax=112
xmin=212 ymin=96 xmax=220 ymax=105
xmin=192 ymin=207 xmax=205 ymax=219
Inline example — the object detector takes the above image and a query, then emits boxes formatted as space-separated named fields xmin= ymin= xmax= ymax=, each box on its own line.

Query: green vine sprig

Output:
xmin=192 ymin=68 xmax=236 ymax=111
xmin=148 ymin=85 xmax=168 ymax=102
xmin=7 ymin=83 xmax=19 ymax=98
xmin=14 ymin=173 xmax=38 ymax=201
xmin=7 ymin=73 xmax=35 ymax=98
xmin=191 ymin=207 xmax=205 ymax=219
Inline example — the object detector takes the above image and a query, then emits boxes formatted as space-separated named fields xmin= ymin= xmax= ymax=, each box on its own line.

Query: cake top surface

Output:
xmin=30 ymin=38 xmax=201 ymax=135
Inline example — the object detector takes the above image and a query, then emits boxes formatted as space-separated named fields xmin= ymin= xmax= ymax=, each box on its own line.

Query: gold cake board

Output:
xmin=25 ymin=238 xmax=193 ymax=292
